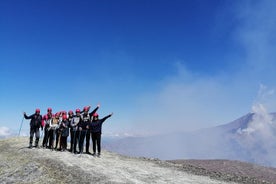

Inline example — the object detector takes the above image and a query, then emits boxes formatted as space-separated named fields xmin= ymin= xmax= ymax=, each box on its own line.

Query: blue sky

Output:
xmin=1 ymin=0 xmax=276 ymax=136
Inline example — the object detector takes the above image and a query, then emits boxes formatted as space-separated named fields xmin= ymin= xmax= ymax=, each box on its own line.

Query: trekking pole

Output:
xmin=18 ymin=116 xmax=24 ymax=137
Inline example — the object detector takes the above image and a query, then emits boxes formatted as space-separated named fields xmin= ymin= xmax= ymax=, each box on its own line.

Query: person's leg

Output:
xmin=74 ymin=131 xmax=78 ymax=153
xmin=97 ymin=133 xmax=101 ymax=155
xmin=79 ymin=131 xmax=85 ymax=153
xmin=85 ymin=130 xmax=90 ymax=153
xmin=34 ymin=128 xmax=40 ymax=147
xmin=70 ymin=130 xmax=73 ymax=151
xmin=29 ymin=129 xmax=34 ymax=148
xmin=92 ymin=133 xmax=97 ymax=154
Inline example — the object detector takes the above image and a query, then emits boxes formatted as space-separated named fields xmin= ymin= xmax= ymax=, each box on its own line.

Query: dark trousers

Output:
xmin=79 ymin=130 xmax=87 ymax=153
xmin=42 ymin=128 xmax=49 ymax=147
xmin=70 ymin=130 xmax=77 ymax=151
xmin=86 ymin=130 xmax=90 ymax=152
xmin=55 ymin=130 xmax=61 ymax=150
xmin=30 ymin=128 xmax=40 ymax=147
xmin=48 ymin=129 xmax=56 ymax=149
xmin=92 ymin=132 xmax=101 ymax=154
xmin=60 ymin=136 xmax=68 ymax=151
xmin=72 ymin=131 xmax=79 ymax=153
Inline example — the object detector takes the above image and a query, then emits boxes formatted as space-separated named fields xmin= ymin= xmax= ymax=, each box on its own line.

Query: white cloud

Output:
xmin=0 ymin=126 xmax=11 ymax=137
xmin=127 ymin=1 xmax=276 ymax=135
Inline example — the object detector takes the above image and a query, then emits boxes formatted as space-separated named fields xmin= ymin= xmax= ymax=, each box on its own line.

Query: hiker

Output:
xmin=78 ymin=105 xmax=99 ymax=154
xmin=42 ymin=108 xmax=52 ymax=148
xmin=55 ymin=112 xmax=62 ymax=150
xmin=67 ymin=110 xmax=74 ymax=151
xmin=70 ymin=109 xmax=81 ymax=153
xmin=83 ymin=105 xmax=100 ymax=154
xmin=23 ymin=109 xmax=43 ymax=148
xmin=48 ymin=112 xmax=59 ymax=149
xmin=60 ymin=114 xmax=69 ymax=151
xmin=90 ymin=112 xmax=113 ymax=156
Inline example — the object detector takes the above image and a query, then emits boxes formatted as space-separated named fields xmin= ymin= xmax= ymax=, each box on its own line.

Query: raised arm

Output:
xmin=100 ymin=113 xmax=113 ymax=123
xmin=89 ymin=104 xmax=100 ymax=117
xmin=23 ymin=112 xmax=33 ymax=119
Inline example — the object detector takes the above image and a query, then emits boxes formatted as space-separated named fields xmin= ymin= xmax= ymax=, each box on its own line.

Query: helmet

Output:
xmin=68 ymin=110 xmax=73 ymax=115
xmin=83 ymin=106 xmax=89 ymax=111
xmin=55 ymin=112 xmax=60 ymax=117
xmin=92 ymin=113 xmax=99 ymax=117
xmin=75 ymin=109 xmax=81 ymax=113
xmin=62 ymin=115 xmax=67 ymax=120
xmin=35 ymin=108 xmax=40 ymax=113
xmin=47 ymin=108 xmax=52 ymax=112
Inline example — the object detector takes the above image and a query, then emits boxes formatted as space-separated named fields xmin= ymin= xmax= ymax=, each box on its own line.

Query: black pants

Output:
xmin=30 ymin=128 xmax=40 ymax=147
xmin=55 ymin=130 xmax=61 ymax=150
xmin=60 ymin=136 xmax=68 ymax=151
xmin=70 ymin=130 xmax=77 ymax=151
xmin=42 ymin=128 xmax=49 ymax=147
xmin=48 ymin=129 xmax=56 ymax=149
xmin=73 ymin=131 xmax=79 ymax=153
xmin=85 ymin=130 xmax=90 ymax=152
xmin=92 ymin=132 xmax=101 ymax=154
xmin=79 ymin=130 xmax=87 ymax=153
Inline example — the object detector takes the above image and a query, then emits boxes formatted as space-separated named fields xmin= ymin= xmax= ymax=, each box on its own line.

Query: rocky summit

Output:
xmin=0 ymin=137 xmax=275 ymax=184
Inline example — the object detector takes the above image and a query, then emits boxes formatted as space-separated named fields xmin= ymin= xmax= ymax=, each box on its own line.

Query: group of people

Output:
xmin=23 ymin=105 xmax=113 ymax=156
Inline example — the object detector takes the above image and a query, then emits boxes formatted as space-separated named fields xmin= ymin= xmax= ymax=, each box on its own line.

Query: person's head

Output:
xmin=83 ymin=106 xmax=89 ymax=114
xmin=92 ymin=113 xmax=99 ymax=121
xmin=55 ymin=112 xmax=60 ymax=118
xmin=47 ymin=107 xmax=52 ymax=113
xmin=75 ymin=109 xmax=81 ymax=116
xmin=68 ymin=110 xmax=73 ymax=117
xmin=62 ymin=114 xmax=67 ymax=121
xmin=35 ymin=108 xmax=40 ymax=115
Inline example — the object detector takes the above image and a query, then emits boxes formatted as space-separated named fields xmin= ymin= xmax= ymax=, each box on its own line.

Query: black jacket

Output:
xmin=24 ymin=113 xmax=43 ymax=129
xmin=90 ymin=114 xmax=111 ymax=133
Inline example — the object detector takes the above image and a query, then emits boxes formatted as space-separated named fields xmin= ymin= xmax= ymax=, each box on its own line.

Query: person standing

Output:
xmin=78 ymin=106 xmax=90 ymax=154
xmin=24 ymin=109 xmax=43 ymax=148
xmin=48 ymin=112 xmax=60 ymax=150
xmin=82 ymin=105 xmax=100 ymax=154
xmin=42 ymin=108 xmax=53 ymax=148
xmin=70 ymin=109 xmax=81 ymax=153
xmin=60 ymin=114 xmax=69 ymax=151
xmin=90 ymin=112 xmax=113 ymax=156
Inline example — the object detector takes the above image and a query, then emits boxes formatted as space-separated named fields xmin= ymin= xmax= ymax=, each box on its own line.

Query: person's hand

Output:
xmin=23 ymin=112 xmax=26 ymax=116
xmin=97 ymin=104 xmax=100 ymax=108
xmin=79 ymin=127 xmax=82 ymax=131
xmin=110 ymin=112 xmax=113 ymax=116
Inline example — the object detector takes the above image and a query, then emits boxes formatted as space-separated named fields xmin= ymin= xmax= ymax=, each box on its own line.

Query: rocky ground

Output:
xmin=169 ymin=159 xmax=276 ymax=184
xmin=0 ymin=137 xmax=274 ymax=184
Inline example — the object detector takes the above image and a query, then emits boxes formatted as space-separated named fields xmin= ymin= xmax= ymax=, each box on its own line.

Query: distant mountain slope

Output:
xmin=0 ymin=137 xmax=232 ymax=184
xmin=104 ymin=112 xmax=276 ymax=167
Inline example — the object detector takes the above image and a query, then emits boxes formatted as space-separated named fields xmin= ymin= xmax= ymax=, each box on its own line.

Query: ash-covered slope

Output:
xmin=0 ymin=137 xmax=233 ymax=184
